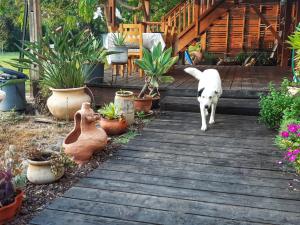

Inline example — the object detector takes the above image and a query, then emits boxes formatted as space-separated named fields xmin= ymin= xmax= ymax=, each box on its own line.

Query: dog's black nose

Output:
xmin=205 ymin=105 xmax=209 ymax=109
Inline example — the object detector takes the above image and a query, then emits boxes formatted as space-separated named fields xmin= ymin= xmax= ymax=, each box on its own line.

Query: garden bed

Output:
xmin=0 ymin=111 xmax=149 ymax=225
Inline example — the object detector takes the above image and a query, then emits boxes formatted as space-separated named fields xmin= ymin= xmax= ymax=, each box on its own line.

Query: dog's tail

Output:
xmin=184 ymin=67 xmax=202 ymax=80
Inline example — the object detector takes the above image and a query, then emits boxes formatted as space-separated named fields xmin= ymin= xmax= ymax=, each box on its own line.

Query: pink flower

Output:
xmin=289 ymin=155 xmax=297 ymax=162
xmin=288 ymin=124 xmax=298 ymax=133
xmin=293 ymin=149 xmax=300 ymax=155
xmin=297 ymin=133 xmax=300 ymax=137
xmin=281 ymin=131 xmax=289 ymax=138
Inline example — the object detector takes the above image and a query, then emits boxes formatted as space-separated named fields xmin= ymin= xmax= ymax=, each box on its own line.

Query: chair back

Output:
xmin=119 ymin=24 xmax=143 ymax=56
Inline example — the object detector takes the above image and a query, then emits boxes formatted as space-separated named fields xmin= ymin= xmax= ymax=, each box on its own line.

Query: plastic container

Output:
xmin=0 ymin=67 xmax=28 ymax=111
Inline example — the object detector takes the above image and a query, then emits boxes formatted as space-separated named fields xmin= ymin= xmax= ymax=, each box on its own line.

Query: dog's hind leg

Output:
xmin=209 ymin=103 xmax=216 ymax=124
xmin=200 ymin=105 xmax=207 ymax=131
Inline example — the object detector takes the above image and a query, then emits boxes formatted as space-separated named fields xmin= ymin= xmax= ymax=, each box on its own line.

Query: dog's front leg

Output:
xmin=200 ymin=104 xmax=207 ymax=131
xmin=209 ymin=103 xmax=216 ymax=124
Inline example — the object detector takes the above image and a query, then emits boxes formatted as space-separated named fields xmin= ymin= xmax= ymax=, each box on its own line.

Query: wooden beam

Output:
xmin=28 ymin=0 xmax=42 ymax=98
xmin=296 ymin=0 xmax=300 ymax=25
xmin=144 ymin=0 xmax=150 ymax=21
xmin=280 ymin=0 xmax=293 ymax=68
xmin=250 ymin=5 xmax=282 ymax=45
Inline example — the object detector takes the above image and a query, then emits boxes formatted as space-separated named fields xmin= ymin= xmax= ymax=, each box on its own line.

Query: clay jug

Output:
xmin=63 ymin=102 xmax=108 ymax=165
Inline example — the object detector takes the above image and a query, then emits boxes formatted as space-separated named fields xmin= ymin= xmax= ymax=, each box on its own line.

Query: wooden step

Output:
xmin=160 ymin=96 xmax=259 ymax=116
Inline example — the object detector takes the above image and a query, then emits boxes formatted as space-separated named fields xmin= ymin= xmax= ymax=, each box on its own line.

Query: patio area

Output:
xmin=30 ymin=111 xmax=300 ymax=225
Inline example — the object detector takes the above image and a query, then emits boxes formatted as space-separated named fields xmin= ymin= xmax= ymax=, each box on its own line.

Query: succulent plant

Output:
xmin=0 ymin=169 xmax=15 ymax=208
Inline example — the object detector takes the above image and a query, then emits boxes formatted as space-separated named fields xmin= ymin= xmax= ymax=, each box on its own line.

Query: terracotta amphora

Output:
xmin=63 ymin=102 xmax=108 ymax=165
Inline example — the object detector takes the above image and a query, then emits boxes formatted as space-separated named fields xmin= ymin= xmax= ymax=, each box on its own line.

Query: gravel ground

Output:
xmin=0 ymin=111 xmax=149 ymax=225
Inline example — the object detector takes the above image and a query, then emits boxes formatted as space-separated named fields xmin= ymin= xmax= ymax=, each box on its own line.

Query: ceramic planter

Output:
xmin=47 ymin=87 xmax=91 ymax=120
xmin=288 ymin=86 xmax=300 ymax=96
xmin=100 ymin=117 xmax=128 ymax=135
xmin=27 ymin=158 xmax=64 ymax=184
xmin=110 ymin=46 xmax=128 ymax=63
xmin=63 ymin=102 xmax=108 ymax=165
xmin=0 ymin=90 xmax=5 ymax=103
xmin=0 ymin=190 xmax=24 ymax=224
xmin=114 ymin=91 xmax=135 ymax=125
xmin=83 ymin=62 xmax=105 ymax=85
xmin=134 ymin=95 xmax=153 ymax=113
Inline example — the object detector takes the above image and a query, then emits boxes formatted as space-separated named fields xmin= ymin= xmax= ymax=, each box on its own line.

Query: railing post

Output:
xmin=194 ymin=0 xmax=200 ymax=35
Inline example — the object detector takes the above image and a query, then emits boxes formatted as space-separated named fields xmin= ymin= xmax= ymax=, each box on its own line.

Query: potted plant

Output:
xmin=82 ymin=36 xmax=118 ymax=85
xmin=135 ymin=43 xmax=178 ymax=112
xmin=287 ymin=23 xmax=300 ymax=95
xmin=0 ymin=145 xmax=26 ymax=224
xmin=110 ymin=33 xmax=128 ymax=63
xmin=98 ymin=102 xmax=128 ymax=135
xmin=26 ymin=148 xmax=74 ymax=184
xmin=11 ymin=28 xmax=94 ymax=120
xmin=114 ymin=90 xmax=135 ymax=125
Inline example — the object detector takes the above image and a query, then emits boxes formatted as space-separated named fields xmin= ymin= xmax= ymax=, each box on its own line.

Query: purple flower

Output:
xmin=286 ymin=151 xmax=293 ymax=158
xmin=289 ymin=155 xmax=297 ymax=162
xmin=297 ymin=133 xmax=300 ymax=137
xmin=293 ymin=149 xmax=300 ymax=155
xmin=288 ymin=124 xmax=298 ymax=133
xmin=281 ymin=131 xmax=289 ymax=138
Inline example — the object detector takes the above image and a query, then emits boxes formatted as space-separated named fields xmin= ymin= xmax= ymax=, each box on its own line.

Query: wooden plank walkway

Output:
xmin=30 ymin=112 xmax=300 ymax=225
xmin=98 ymin=66 xmax=289 ymax=91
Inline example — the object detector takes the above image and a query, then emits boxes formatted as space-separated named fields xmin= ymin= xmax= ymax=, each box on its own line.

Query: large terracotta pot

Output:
xmin=63 ymin=102 xmax=108 ymax=165
xmin=114 ymin=91 xmax=135 ymax=125
xmin=0 ymin=90 xmax=5 ymax=103
xmin=27 ymin=158 xmax=64 ymax=184
xmin=0 ymin=190 xmax=24 ymax=224
xmin=100 ymin=117 xmax=128 ymax=135
xmin=47 ymin=87 xmax=91 ymax=120
xmin=134 ymin=95 xmax=153 ymax=113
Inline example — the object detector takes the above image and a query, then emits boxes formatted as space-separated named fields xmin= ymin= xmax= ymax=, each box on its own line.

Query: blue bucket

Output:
xmin=0 ymin=68 xmax=28 ymax=111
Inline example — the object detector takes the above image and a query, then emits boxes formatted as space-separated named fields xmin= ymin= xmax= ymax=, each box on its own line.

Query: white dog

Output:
xmin=184 ymin=67 xmax=222 ymax=131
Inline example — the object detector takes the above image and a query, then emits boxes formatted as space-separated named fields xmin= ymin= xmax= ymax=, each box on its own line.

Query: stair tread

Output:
xmin=160 ymin=96 xmax=259 ymax=116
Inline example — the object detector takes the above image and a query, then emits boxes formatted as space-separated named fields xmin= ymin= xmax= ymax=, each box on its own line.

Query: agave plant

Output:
xmin=135 ymin=43 xmax=178 ymax=98
xmin=8 ymin=28 xmax=97 ymax=89
xmin=111 ymin=33 xmax=127 ymax=46
xmin=287 ymin=23 xmax=300 ymax=83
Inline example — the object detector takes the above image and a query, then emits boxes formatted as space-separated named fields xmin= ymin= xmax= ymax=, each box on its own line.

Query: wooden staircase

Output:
xmin=163 ymin=0 xmax=235 ymax=54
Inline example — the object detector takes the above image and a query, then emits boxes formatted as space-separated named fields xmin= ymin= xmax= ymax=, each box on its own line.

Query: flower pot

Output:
xmin=0 ymin=90 xmax=5 ymax=103
xmin=288 ymin=86 xmax=300 ymax=96
xmin=0 ymin=190 xmax=24 ymax=224
xmin=27 ymin=158 xmax=64 ymax=184
xmin=47 ymin=87 xmax=91 ymax=120
xmin=114 ymin=91 xmax=135 ymax=125
xmin=110 ymin=46 xmax=128 ymax=63
xmin=100 ymin=117 xmax=127 ymax=135
xmin=83 ymin=62 xmax=105 ymax=85
xmin=63 ymin=103 xmax=108 ymax=165
xmin=151 ymin=96 xmax=160 ymax=109
xmin=134 ymin=95 xmax=153 ymax=113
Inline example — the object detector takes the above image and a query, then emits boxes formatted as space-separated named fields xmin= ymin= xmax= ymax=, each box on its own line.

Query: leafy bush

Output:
xmin=259 ymin=79 xmax=293 ymax=129
xmin=283 ymin=96 xmax=300 ymax=121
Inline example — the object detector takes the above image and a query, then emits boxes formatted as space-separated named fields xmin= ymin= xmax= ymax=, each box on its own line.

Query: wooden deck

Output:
xmin=30 ymin=112 xmax=300 ymax=225
xmin=97 ymin=65 xmax=288 ymax=91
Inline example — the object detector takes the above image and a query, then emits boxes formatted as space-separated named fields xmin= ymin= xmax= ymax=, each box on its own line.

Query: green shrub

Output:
xmin=283 ymin=96 xmax=300 ymax=121
xmin=259 ymin=79 xmax=293 ymax=129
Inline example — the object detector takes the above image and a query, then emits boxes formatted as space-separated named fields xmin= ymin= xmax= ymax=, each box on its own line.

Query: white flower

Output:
xmin=93 ymin=7 xmax=104 ymax=20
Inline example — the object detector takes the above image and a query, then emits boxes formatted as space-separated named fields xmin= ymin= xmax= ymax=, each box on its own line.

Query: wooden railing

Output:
xmin=141 ymin=21 xmax=166 ymax=33
xmin=162 ymin=0 xmax=223 ymax=36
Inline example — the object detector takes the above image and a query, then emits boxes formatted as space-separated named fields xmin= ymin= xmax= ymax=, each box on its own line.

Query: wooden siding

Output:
xmin=205 ymin=2 xmax=296 ymax=55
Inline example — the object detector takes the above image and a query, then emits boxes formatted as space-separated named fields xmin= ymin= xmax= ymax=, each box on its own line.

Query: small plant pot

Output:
xmin=110 ymin=46 xmax=128 ymax=63
xmin=134 ymin=95 xmax=153 ymax=113
xmin=0 ymin=190 xmax=24 ymax=224
xmin=100 ymin=117 xmax=128 ymax=135
xmin=151 ymin=96 xmax=160 ymax=109
xmin=83 ymin=62 xmax=105 ymax=85
xmin=114 ymin=90 xmax=135 ymax=125
xmin=27 ymin=157 xmax=65 ymax=184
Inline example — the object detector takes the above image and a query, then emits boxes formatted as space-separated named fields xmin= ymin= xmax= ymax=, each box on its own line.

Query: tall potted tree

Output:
xmin=134 ymin=43 xmax=178 ymax=112
xmin=11 ymin=28 xmax=94 ymax=120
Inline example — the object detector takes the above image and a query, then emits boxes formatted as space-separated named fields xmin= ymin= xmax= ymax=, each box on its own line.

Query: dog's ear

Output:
xmin=197 ymin=88 xmax=205 ymax=97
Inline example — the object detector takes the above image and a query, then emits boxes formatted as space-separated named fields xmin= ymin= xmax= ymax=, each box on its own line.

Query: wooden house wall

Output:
xmin=204 ymin=2 xmax=294 ymax=56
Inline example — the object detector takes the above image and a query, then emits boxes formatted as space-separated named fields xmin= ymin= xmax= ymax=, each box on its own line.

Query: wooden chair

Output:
xmin=119 ymin=24 xmax=144 ymax=77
